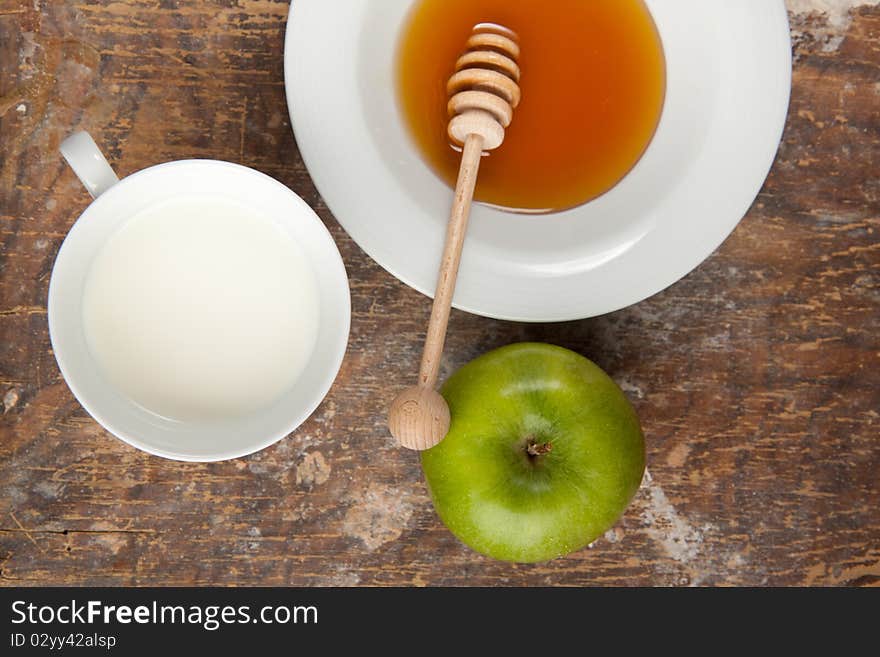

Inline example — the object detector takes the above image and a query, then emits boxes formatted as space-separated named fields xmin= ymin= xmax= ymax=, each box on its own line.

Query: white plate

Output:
xmin=284 ymin=0 xmax=791 ymax=322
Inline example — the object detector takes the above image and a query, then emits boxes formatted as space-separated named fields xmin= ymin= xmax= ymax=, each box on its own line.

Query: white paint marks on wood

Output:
xmin=295 ymin=451 xmax=331 ymax=487
xmin=342 ymin=483 xmax=417 ymax=550
xmin=640 ymin=470 xmax=706 ymax=564
xmin=786 ymin=0 xmax=879 ymax=52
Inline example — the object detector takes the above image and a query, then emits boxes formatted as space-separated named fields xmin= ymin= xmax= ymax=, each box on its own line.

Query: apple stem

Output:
xmin=526 ymin=438 xmax=553 ymax=457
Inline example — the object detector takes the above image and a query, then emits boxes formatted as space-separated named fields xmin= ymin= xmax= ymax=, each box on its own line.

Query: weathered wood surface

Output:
xmin=0 ymin=0 xmax=877 ymax=587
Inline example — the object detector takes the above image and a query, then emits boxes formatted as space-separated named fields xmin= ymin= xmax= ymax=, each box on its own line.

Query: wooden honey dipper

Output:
xmin=388 ymin=23 xmax=521 ymax=450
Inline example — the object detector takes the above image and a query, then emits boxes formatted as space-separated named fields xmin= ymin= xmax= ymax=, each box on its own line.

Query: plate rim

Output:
xmin=284 ymin=0 xmax=792 ymax=322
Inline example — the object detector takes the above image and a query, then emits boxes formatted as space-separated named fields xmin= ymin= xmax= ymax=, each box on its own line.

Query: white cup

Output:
xmin=50 ymin=132 xmax=351 ymax=461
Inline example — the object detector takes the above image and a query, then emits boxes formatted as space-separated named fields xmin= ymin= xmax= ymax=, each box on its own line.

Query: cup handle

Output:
xmin=59 ymin=131 xmax=120 ymax=199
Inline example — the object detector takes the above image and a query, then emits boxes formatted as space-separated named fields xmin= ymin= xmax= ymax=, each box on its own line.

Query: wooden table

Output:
xmin=1 ymin=1 xmax=877 ymax=587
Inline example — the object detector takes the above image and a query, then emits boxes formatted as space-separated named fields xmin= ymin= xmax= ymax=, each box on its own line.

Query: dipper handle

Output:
xmin=418 ymin=133 xmax=484 ymax=389
xmin=389 ymin=23 xmax=521 ymax=451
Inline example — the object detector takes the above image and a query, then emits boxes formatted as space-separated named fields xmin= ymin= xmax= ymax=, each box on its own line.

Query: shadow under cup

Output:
xmin=49 ymin=160 xmax=350 ymax=462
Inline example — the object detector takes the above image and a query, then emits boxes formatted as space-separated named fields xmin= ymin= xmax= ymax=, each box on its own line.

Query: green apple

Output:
xmin=421 ymin=342 xmax=645 ymax=563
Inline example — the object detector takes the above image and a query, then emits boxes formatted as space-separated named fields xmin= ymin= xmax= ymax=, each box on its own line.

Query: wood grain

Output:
xmin=1 ymin=1 xmax=878 ymax=586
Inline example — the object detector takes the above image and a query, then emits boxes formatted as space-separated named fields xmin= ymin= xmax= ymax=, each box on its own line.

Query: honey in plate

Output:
xmin=396 ymin=0 xmax=666 ymax=214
